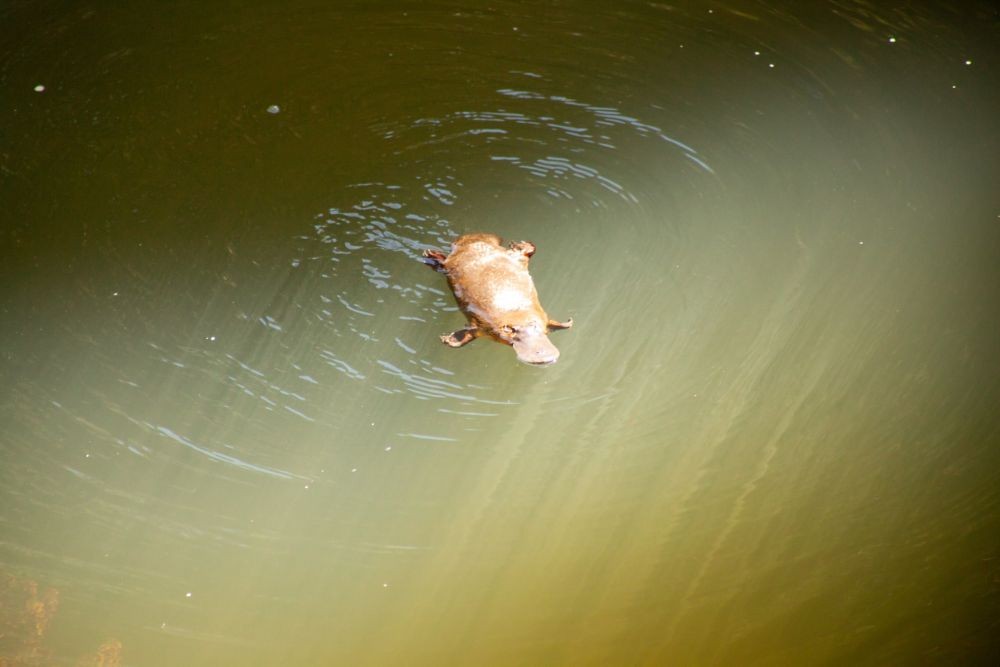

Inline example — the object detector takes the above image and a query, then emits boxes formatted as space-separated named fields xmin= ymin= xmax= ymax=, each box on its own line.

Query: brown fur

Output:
xmin=423 ymin=233 xmax=572 ymax=365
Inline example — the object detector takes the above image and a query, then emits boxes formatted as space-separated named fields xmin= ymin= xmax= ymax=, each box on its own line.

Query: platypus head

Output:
xmin=499 ymin=321 xmax=560 ymax=366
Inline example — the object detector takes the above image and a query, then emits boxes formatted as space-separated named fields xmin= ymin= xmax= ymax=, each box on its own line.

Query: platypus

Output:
xmin=423 ymin=233 xmax=573 ymax=365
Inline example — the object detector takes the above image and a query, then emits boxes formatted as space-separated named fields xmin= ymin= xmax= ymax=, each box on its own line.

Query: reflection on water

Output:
xmin=0 ymin=573 xmax=121 ymax=666
xmin=2 ymin=0 xmax=999 ymax=664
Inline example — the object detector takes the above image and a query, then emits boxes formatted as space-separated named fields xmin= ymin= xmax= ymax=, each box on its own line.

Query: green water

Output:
xmin=2 ymin=1 xmax=999 ymax=664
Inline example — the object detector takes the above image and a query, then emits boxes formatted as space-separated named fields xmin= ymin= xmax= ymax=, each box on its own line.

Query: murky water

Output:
xmin=3 ymin=1 xmax=999 ymax=664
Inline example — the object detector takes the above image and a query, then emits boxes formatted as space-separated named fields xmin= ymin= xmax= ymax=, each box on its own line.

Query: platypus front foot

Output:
xmin=441 ymin=327 xmax=480 ymax=348
xmin=547 ymin=318 xmax=573 ymax=331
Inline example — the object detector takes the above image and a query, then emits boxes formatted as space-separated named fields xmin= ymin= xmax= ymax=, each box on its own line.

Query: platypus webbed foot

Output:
xmin=547 ymin=318 xmax=573 ymax=331
xmin=441 ymin=327 xmax=480 ymax=348
xmin=509 ymin=241 xmax=536 ymax=258
xmin=422 ymin=249 xmax=448 ymax=272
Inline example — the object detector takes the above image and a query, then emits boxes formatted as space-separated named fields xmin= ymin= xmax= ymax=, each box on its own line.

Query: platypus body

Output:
xmin=423 ymin=233 xmax=572 ymax=365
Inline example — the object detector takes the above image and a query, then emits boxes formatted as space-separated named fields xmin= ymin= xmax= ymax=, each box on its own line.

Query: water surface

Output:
xmin=2 ymin=1 xmax=999 ymax=664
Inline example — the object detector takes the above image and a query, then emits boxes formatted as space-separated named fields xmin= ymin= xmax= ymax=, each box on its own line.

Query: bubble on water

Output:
xmin=267 ymin=104 xmax=281 ymax=114
xmin=34 ymin=84 xmax=45 ymax=92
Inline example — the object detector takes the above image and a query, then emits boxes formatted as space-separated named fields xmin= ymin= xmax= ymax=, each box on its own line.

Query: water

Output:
xmin=2 ymin=1 xmax=999 ymax=664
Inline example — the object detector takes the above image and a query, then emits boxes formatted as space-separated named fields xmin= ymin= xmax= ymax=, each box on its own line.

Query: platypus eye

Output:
xmin=500 ymin=324 xmax=518 ymax=336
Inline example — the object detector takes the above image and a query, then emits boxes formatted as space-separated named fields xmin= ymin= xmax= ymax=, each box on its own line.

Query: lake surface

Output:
xmin=2 ymin=1 xmax=999 ymax=664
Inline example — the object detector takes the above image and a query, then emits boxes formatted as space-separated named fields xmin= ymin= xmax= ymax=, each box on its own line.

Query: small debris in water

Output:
xmin=266 ymin=104 xmax=281 ymax=114
xmin=34 ymin=84 xmax=45 ymax=92
xmin=351 ymin=468 xmax=358 ymax=473
xmin=888 ymin=37 xmax=897 ymax=43
xmin=185 ymin=592 xmax=192 ymax=598
xmin=964 ymin=59 xmax=972 ymax=66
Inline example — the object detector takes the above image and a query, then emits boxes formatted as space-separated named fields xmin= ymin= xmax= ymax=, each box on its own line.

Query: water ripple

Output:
xmin=153 ymin=426 xmax=304 ymax=481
